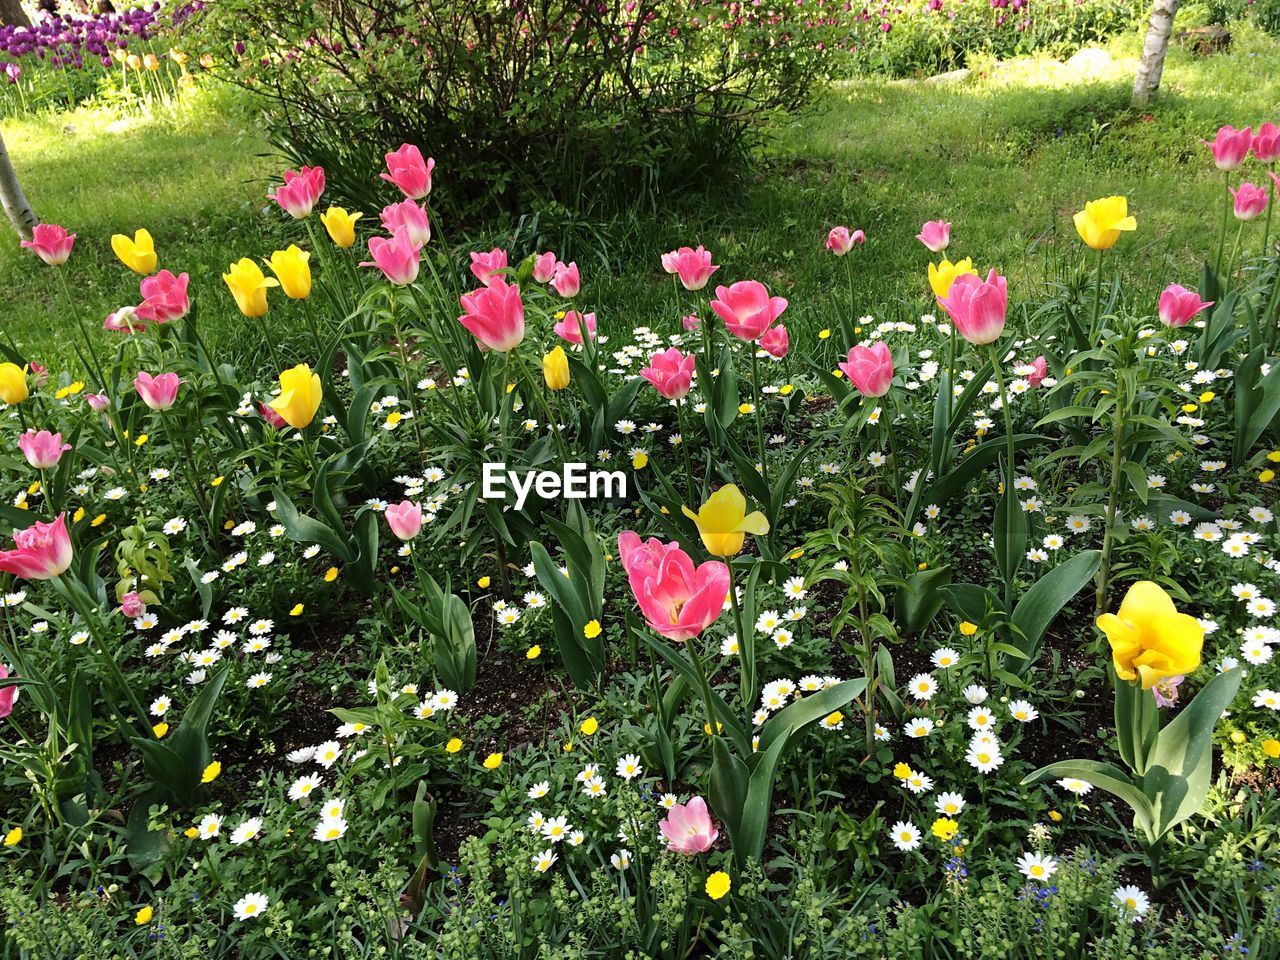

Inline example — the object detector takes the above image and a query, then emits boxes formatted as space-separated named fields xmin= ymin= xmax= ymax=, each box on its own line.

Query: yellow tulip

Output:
xmin=1096 ymin=581 xmax=1203 ymax=689
xmin=1073 ymin=196 xmax=1137 ymax=251
xmin=543 ymin=346 xmax=570 ymax=391
xmin=111 ymin=228 xmax=157 ymax=274
xmin=0 ymin=363 xmax=28 ymax=405
xmin=265 ymin=245 xmax=312 ymax=299
xmin=681 ymin=484 xmax=770 ymax=557
xmin=320 ymin=207 xmax=363 ymax=249
xmin=927 ymin=257 xmax=977 ymax=299
xmin=268 ymin=363 xmax=323 ymax=429
xmin=223 ymin=258 xmax=278 ymax=318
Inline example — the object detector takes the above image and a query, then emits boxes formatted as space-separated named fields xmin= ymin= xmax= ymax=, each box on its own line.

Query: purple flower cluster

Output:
xmin=0 ymin=2 xmax=201 ymax=74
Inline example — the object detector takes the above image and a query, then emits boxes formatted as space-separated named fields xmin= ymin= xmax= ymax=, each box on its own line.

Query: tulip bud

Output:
xmin=543 ymin=347 xmax=570 ymax=391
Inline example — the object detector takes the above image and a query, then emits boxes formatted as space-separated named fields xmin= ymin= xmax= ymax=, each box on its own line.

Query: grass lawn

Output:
xmin=4 ymin=28 xmax=1279 ymax=373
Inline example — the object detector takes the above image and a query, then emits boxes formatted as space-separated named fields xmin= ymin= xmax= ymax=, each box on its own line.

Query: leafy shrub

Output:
xmin=840 ymin=0 xmax=1146 ymax=78
xmin=192 ymin=0 xmax=847 ymax=221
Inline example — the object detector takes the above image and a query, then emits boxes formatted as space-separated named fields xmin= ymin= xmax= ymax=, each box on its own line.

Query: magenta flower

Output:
xmin=0 ymin=513 xmax=72 ymax=581
xmin=839 ymin=342 xmax=893 ymax=398
xmin=1027 ymin=355 xmax=1048 ymax=388
xmin=469 ymin=248 xmax=508 ymax=286
xmin=380 ymin=144 xmax=434 ymax=200
xmin=380 ymin=199 xmax=431 ymax=248
xmin=268 ymin=166 xmax=325 ymax=219
xmin=361 ymin=229 xmax=422 ymax=286
xmin=136 ymin=270 xmax=190 ymax=324
xmin=916 ymin=220 xmax=951 ymax=253
xmin=659 ymin=796 xmax=719 ymax=854
xmin=134 ymin=371 xmax=181 ymax=411
xmin=385 ymin=500 xmax=423 ymax=541
xmin=458 ymin=277 xmax=525 ymax=352
xmin=618 ymin=531 xmax=729 ymax=642
xmin=103 ymin=306 xmax=146 ymax=333
xmin=84 ymin=393 xmax=110 ymax=413
xmin=120 ymin=591 xmax=145 ymax=619
xmin=826 ymin=226 xmax=865 ymax=255
xmin=1231 ymin=182 xmax=1268 ymax=221
xmin=532 ymin=252 xmax=559 ymax=283
xmin=20 ymin=223 xmax=76 ymax=266
xmin=551 ymin=261 xmax=581 ymax=298
xmin=760 ymin=323 xmax=790 ymax=359
xmin=1157 ymin=283 xmax=1213 ymax=328
xmin=1253 ymin=122 xmax=1280 ymax=164
xmin=640 ymin=347 xmax=696 ymax=400
xmin=554 ymin=311 xmax=596 ymax=345
xmin=710 ymin=280 xmax=788 ymax=342
xmin=661 ymin=245 xmax=719 ymax=291
xmin=1203 ymin=125 xmax=1252 ymax=171
xmin=17 ymin=430 xmax=70 ymax=469
xmin=937 ymin=269 xmax=1008 ymax=345
xmin=0 ymin=663 xmax=17 ymax=718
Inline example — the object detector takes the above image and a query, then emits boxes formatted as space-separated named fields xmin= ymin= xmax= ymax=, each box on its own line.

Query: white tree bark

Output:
xmin=0 ymin=132 xmax=37 ymax=241
xmin=1132 ymin=0 xmax=1181 ymax=106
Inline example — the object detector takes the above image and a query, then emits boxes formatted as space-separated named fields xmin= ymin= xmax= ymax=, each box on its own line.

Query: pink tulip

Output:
xmin=380 ymin=144 xmax=434 ymax=200
xmin=20 ymin=223 xmax=76 ymax=266
xmin=0 ymin=513 xmax=72 ymax=581
xmin=839 ymin=342 xmax=893 ymax=397
xmin=681 ymin=314 xmax=701 ymax=332
xmin=380 ymin=200 xmax=431 ymax=248
xmin=1027 ymin=355 xmax=1048 ymax=388
xmin=532 ymin=252 xmax=559 ymax=283
xmin=268 ymin=166 xmax=325 ymax=219
xmin=361 ymin=229 xmax=422 ymax=286
xmin=661 ymin=245 xmax=719 ymax=291
xmin=618 ymin=531 xmax=729 ymax=642
xmin=1270 ymin=170 xmax=1280 ymax=201
xmin=259 ymin=401 xmax=287 ymax=429
xmin=0 ymin=663 xmax=18 ymax=719
xmin=826 ymin=226 xmax=865 ymax=255
xmin=760 ymin=323 xmax=790 ymax=359
xmin=385 ymin=500 xmax=423 ymax=541
xmin=103 ymin=306 xmax=146 ymax=333
xmin=554 ymin=311 xmax=596 ymax=344
xmin=458 ymin=277 xmax=525 ymax=352
xmin=28 ymin=364 xmax=47 ymax=388
xmin=134 ymin=371 xmax=181 ymax=411
xmin=937 ymin=269 xmax=1008 ymax=345
xmin=917 ymin=220 xmax=951 ymax=252
xmin=710 ymin=280 xmax=788 ymax=341
xmin=1204 ymin=125 xmax=1252 ymax=171
xmin=120 ymin=591 xmax=145 ymax=619
xmin=18 ymin=430 xmax=70 ymax=469
xmin=1253 ymin=122 xmax=1280 ymax=164
xmin=1157 ymin=283 xmax=1214 ymax=328
xmin=551 ymin=261 xmax=581 ymax=298
xmin=136 ymin=270 xmax=190 ymax=324
xmin=1231 ymin=182 xmax=1268 ymax=221
xmin=640 ymin=347 xmax=696 ymax=400
xmin=84 ymin=393 xmax=110 ymax=413
xmin=469 ymin=248 xmax=508 ymax=286
xmin=659 ymin=796 xmax=719 ymax=854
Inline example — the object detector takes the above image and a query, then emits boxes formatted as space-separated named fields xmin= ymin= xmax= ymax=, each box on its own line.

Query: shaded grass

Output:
xmin=2 ymin=27 xmax=1279 ymax=374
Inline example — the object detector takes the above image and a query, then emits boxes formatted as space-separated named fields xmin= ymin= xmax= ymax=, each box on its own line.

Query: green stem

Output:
xmin=986 ymin=342 xmax=1017 ymax=607
xmin=726 ymin=560 xmax=752 ymax=716
xmin=676 ymin=398 xmax=695 ymax=503
xmin=1216 ymin=169 xmax=1231 ymax=278
xmin=750 ymin=348 xmax=769 ymax=485
xmin=1095 ymin=394 xmax=1126 ymax=617
xmin=1090 ymin=247 xmax=1105 ymax=340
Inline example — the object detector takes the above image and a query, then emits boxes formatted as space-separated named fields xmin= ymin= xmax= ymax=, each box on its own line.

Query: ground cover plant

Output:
xmin=0 ymin=3 xmax=1279 ymax=959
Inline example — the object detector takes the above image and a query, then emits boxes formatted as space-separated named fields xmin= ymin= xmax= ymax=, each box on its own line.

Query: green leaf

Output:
xmin=1008 ymin=550 xmax=1101 ymax=674
xmin=1022 ymin=759 xmax=1155 ymax=841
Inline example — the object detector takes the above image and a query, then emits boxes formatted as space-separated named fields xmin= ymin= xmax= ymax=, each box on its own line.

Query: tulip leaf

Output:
xmin=1008 ymin=549 xmax=1101 ymax=673
xmin=1022 ymin=759 xmax=1155 ymax=841
xmin=1143 ymin=668 xmax=1242 ymax=838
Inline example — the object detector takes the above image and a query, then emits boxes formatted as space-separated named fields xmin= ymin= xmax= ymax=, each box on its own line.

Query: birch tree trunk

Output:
xmin=0 ymin=132 xmax=37 ymax=241
xmin=0 ymin=0 xmax=31 ymax=28
xmin=1132 ymin=0 xmax=1180 ymax=106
